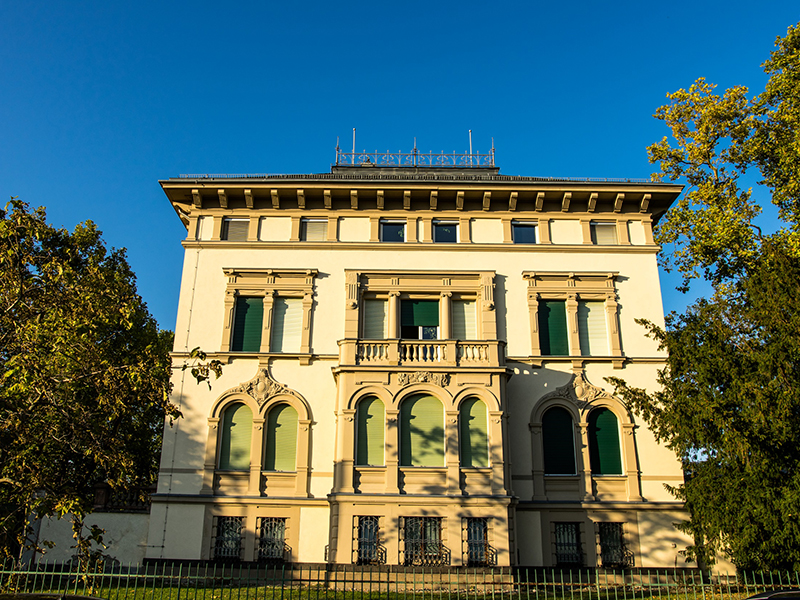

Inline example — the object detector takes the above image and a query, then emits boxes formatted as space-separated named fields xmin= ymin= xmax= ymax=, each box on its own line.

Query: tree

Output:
xmin=609 ymin=22 xmax=800 ymax=570
xmin=0 ymin=199 xmax=219 ymax=562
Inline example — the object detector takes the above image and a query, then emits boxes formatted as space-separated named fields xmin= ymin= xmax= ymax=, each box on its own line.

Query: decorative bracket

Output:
xmin=538 ymin=373 xmax=617 ymax=411
xmin=225 ymin=367 xmax=303 ymax=407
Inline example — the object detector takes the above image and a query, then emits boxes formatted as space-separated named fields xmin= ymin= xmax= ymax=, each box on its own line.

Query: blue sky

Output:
xmin=1 ymin=1 xmax=797 ymax=329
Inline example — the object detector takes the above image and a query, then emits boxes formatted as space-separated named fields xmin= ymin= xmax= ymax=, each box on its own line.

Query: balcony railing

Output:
xmin=339 ymin=339 xmax=504 ymax=367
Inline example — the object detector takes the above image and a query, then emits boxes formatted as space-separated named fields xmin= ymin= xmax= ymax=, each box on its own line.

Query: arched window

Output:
xmin=542 ymin=407 xmax=576 ymax=475
xmin=459 ymin=397 xmax=488 ymax=467
xmin=219 ymin=403 xmax=252 ymax=471
xmin=356 ymin=396 xmax=385 ymax=466
xmin=588 ymin=408 xmax=622 ymax=475
xmin=264 ymin=404 xmax=298 ymax=471
xmin=400 ymin=394 xmax=444 ymax=467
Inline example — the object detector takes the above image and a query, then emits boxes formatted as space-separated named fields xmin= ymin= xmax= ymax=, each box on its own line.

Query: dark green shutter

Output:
xmin=356 ymin=397 xmax=385 ymax=466
xmin=589 ymin=408 xmax=622 ymax=475
xmin=539 ymin=300 xmax=569 ymax=355
xmin=231 ymin=297 xmax=263 ymax=352
xmin=219 ymin=403 xmax=252 ymax=470
xmin=400 ymin=394 xmax=444 ymax=467
xmin=460 ymin=398 xmax=488 ymax=467
xmin=401 ymin=300 xmax=440 ymax=327
xmin=542 ymin=407 xmax=576 ymax=474
xmin=265 ymin=404 xmax=298 ymax=471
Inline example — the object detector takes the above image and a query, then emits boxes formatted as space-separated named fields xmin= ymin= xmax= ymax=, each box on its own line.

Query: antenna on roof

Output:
xmin=469 ymin=129 xmax=473 ymax=166
xmin=352 ymin=128 xmax=356 ymax=165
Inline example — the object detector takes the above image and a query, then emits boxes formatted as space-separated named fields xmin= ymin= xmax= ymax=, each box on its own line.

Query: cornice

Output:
xmin=180 ymin=240 xmax=662 ymax=254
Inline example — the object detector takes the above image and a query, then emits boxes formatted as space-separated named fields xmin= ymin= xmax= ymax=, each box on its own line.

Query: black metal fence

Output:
xmin=2 ymin=561 xmax=798 ymax=600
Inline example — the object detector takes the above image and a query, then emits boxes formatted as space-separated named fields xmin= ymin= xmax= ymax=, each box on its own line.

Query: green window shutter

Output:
xmin=265 ymin=404 xmax=298 ymax=471
xmin=578 ymin=300 xmax=608 ymax=356
xmin=452 ymin=300 xmax=477 ymax=339
xmin=589 ymin=408 xmax=622 ymax=475
xmin=542 ymin=407 xmax=576 ymax=474
xmin=356 ymin=397 xmax=385 ymax=466
xmin=270 ymin=297 xmax=303 ymax=353
xmin=401 ymin=300 xmax=439 ymax=327
xmin=460 ymin=398 xmax=488 ymax=467
xmin=219 ymin=403 xmax=252 ymax=470
xmin=539 ymin=300 xmax=569 ymax=355
xmin=231 ymin=297 xmax=263 ymax=352
xmin=363 ymin=300 xmax=388 ymax=339
xmin=400 ymin=394 xmax=444 ymax=467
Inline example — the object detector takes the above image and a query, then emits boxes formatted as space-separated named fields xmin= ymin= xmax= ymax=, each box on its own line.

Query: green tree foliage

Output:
xmin=609 ymin=22 xmax=800 ymax=570
xmin=0 ymin=199 xmax=218 ymax=561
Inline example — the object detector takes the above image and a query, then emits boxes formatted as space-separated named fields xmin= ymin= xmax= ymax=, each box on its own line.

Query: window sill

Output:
xmin=216 ymin=352 xmax=315 ymax=365
xmin=510 ymin=355 xmax=625 ymax=369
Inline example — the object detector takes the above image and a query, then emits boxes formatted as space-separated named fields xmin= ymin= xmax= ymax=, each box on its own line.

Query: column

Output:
xmin=445 ymin=411 xmax=461 ymax=494
xmin=385 ymin=409 xmax=400 ymax=493
xmin=578 ymin=421 xmax=594 ymax=501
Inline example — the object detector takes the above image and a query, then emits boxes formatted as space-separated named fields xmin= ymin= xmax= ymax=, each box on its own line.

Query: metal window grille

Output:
xmin=401 ymin=517 xmax=450 ymax=566
xmin=554 ymin=522 xmax=582 ymax=566
xmin=599 ymin=522 xmax=634 ymax=568
xmin=463 ymin=518 xmax=497 ymax=567
xmin=212 ymin=516 xmax=243 ymax=562
xmin=354 ymin=516 xmax=386 ymax=565
xmin=257 ymin=517 xmax=288 ymax=563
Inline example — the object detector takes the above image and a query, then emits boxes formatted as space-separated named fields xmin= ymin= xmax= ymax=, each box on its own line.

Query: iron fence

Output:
xmin=2 ymin=561 xmax=799 ymax=600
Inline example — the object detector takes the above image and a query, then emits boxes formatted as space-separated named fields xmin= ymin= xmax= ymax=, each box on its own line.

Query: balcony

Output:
xmin=338 ymin=339 xmax=504 ymax=368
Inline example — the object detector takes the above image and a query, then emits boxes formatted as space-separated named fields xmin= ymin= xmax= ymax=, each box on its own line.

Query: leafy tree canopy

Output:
xmin=0 ymin=199 xmax=217 ymax=561
xmin=609 ymin=22 xmax=800 ymax=571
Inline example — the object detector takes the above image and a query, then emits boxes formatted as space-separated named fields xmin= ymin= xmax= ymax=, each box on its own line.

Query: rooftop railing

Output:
xmin=334 ymin=148 xmax=495 ymax=168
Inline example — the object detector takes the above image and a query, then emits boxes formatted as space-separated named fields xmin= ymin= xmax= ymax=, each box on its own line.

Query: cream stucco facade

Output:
xmin=148 ymin=160 xmax=692 ymax=568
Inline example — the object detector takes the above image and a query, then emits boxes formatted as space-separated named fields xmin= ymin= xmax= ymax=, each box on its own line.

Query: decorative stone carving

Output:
xmin=538 ymin=373 xmax=615 ymax=411
xmin=226 ymin=368 xmax=302 ymax=407
xmin=397 ymin=371 xmax=450 ymax=387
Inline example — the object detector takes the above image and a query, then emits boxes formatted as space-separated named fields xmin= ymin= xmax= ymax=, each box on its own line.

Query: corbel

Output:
xmin=377 ymin=190 xmax=384 ymax=210
xmin=430 ymin=190 xmax=438 ymax=210
xmin=587 ymin=192 xmax=597 ymax=213
xmin=535 ymin=191 xmax=544 ymax=211
xmin=640 ymin=193 xmax=650 ymax=213
xmin=482 ymin=191 xmax=491 ymax=211
xmin=324 ymin=189 xmax=332 ymax=209
xmin=561 ymin=192 xmax=571 ymax=212
xmin=351 ymin=190 xmax=358 ymax=210
xmin=244 ymin=189 xmax=253 ymax=209
xmin=218 ymin=189 xmax=227 ymax=209
xmin=614 ymin=193 xmax=625 ymax=213
xmin=403 ymin=190 xmax=411 ymax=210
xmin=508 ymin=191 xmax=518 ymax=211
xmin=297 ymin=189 xmax=305 ymax=209
xmin=271 ymin=189 xmax=280 ymax=209
xmin=456 ymin=191 xmax=465 ymax=211
xmin=192 ymin=189 xmax=202 ymax=209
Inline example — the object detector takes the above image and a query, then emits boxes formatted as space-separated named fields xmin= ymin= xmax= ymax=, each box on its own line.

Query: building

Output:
xmin=147 ymin=149 xmax=691 ymax=568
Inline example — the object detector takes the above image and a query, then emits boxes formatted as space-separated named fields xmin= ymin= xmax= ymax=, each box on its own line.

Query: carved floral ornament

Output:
xmin=224 ymin=368 xmax=303 ymax=407
xmin=397 ymin=371 xmax=450 ymax=387
xmin=537 ymin=373 xmax=620 ymax=412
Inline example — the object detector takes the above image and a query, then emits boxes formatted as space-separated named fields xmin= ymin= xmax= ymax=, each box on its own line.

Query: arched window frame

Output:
xmin=399 ymin=393 xmax=445 ymax=468
xmin=203 ymin=371 xmax=313 ymax=498
xmin=217 ymin=401 xmax=254 ymax=471
xmin=541 ymin=405 xmax=577 ymax=476
xmin=458 ymin=397 xmax=489 ymax=468
xmin=530 ymin=374 xmax=641 ymax=502
xmin=355 ymin=396 xmax=386 ymax=467
xmin=587 ymin=407 xmax=623 ymax=476
xmin=263 ymin=402 xmax=299 ymax=472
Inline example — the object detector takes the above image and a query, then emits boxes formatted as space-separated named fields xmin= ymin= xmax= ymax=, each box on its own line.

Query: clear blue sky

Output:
xmin=1 ymin=1 xmax=796 ymax=329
